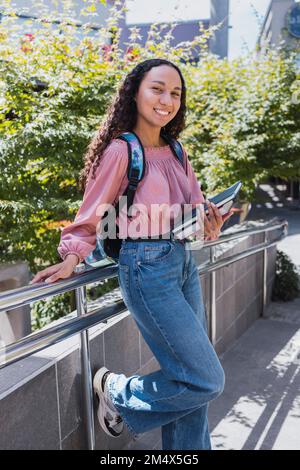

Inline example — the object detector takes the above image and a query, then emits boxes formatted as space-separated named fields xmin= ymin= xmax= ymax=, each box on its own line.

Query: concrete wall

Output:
xmin=0 ymin=308 xmax=160 ymax=449
xmin=0 ymin=263 xmax=31 ymax=346
xmin=213 ymin=232 xmax=277 ymax=355
xmin=258 ymin=0 xmax=300 ymax=53
xmin=0 ymin=222 xmax=279 ymax=449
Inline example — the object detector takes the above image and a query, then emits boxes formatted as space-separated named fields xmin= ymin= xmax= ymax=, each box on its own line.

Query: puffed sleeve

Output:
xmin=57 ymin=139 xmax=128 ymax=262
xmin=182 ymin=147 xmax=206 ymax=241
xmin=183 ymin=148 xmax=205 ymax=205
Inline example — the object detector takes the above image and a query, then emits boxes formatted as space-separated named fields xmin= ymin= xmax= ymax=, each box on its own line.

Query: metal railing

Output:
xmin=0 ymin=220 xmax=288 ymax=450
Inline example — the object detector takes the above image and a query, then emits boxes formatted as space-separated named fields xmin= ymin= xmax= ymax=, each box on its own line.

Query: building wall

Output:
xmin=118 ymin=0 xmax=229 ymax=60
xmin=258 ymin=0 xmax=299 ymax=52
xmin=118 ymin=19 xmax=210 ymax=63
xmin=1 ymin=0 xmax=229 ymax=59
xmin=1 ymin=0 xmax=109 ymax=25
xmin=271 ymin=0 xmax=295 ymax=48
xmin=0 ymin=0 xmax=110 ymax=43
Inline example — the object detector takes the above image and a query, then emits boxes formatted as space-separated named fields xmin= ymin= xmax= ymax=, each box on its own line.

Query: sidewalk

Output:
xmin=123 ymin=188 xmax=300 ymax=450
xmin=209 ymin=297 xmax=300 ymax=450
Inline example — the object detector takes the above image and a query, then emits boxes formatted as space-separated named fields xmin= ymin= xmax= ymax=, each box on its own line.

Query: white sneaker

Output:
xmin=93 ymin=367 xmax=124 ymax=438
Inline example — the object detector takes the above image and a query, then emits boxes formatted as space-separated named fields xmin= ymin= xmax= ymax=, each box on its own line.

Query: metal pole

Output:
xmin=262 ymin=231 xmax=268 ymax=317
xmin=75 ymin=286 xmax=95 ymax=450
xmin=210 ymin=246 xmax=217 ymax=346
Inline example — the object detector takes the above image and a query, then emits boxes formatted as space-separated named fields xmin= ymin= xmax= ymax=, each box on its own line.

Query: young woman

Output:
xmin=31 ymin=58 xmax=233 ymax=450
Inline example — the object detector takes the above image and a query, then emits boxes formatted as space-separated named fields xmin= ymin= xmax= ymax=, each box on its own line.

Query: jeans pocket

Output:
xmin=140 ymin=242 xmax=175 ymax=264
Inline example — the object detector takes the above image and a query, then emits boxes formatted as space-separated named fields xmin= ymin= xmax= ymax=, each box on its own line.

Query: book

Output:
xmin=204 ymin=181 xmax=242 ymax=215
xmin=171 ymin=181 xmax=242 ymax=240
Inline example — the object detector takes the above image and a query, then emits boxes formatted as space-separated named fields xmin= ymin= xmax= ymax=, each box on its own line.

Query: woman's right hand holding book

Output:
xmin=204 ymin=200 xmax=234 ymax=241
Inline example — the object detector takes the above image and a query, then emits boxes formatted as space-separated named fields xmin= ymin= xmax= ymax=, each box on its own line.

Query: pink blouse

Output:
xmin=57 ymin=138 xmax=205 ymax=263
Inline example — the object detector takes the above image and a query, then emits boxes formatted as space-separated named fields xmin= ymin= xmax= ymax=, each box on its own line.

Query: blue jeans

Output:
xmin=106 ymin=238 xmax=225 ymax=450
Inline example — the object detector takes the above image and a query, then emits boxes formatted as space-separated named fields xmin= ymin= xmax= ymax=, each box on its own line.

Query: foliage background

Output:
xmin=1 ymin=0 xmax=300 ymax=327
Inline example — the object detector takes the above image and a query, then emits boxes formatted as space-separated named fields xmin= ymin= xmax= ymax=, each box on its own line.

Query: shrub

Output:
xmin=31 ymin=291 xmax=73 ymax=331
xmin=272 ymin=249 xmax=300 ymax=301
xmin=31 ymin=276 xmax=120 ymax=331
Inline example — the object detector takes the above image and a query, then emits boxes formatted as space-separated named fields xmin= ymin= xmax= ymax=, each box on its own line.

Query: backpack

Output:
xmin=84 ymin=131 xmax=187 ymax=265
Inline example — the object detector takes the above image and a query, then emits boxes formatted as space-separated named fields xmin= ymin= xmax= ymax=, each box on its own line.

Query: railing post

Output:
xmin=262 ymin=231 xmax=268 ymax=317
xmin=75 ymin=285 xmax=95 ymax=450
xmin=210 ymin=246 xmax=217 ymax=346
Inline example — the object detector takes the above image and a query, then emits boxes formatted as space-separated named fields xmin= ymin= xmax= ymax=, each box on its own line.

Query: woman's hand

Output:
xmin=204 ymin=201 xmax=234 ymax=241
xmin=29 ymin=254 xmax=80 ymax=284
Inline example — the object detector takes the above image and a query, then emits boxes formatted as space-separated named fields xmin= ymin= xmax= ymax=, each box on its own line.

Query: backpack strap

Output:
xmin=100 ymin=131 xmax=145 ymax=238
xmin=115 ymin=131 xmax=146 ymax=217
xmin=114 ymin=131 xmax=187 ymax=217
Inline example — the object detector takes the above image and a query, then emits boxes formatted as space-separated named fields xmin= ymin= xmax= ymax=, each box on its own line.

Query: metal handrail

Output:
xmin=199 ymin=237 xmax=284 ymax=275
xmin=0 ymin=219 xmax=288 ymax=450
xmin=201 ymin=220 xmax=288 ymax=248
xmin=1 ymin=299 xmax=127 ymax=368
xmin=0 ymin=220 xmax=287 ymax=313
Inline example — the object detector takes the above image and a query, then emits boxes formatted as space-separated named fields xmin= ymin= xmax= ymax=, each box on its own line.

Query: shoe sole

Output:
xmin=93 ymin=367 xmax=109 ymax=396
xmin=93 ymin=367 xmax=123 ymax=439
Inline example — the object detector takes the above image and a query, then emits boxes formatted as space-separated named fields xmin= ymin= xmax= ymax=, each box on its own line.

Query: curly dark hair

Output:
xmin=79 ymin=58 xmax=187 ymax=192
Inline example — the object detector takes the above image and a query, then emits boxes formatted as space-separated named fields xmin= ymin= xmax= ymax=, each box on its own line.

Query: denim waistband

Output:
xmin=124 ymin=235 xmax=188 ymax=244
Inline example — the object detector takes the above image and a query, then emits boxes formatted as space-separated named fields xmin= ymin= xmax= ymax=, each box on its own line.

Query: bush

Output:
xmin=31 ymin=291 xmax=73 ymax=331
xmin=88 ymin=277 xmax=119 ymax=299
xmin=272 ymin=249 xmax=300 ymax=301
xmin=31 ymin=276 xmax=120 ymax=331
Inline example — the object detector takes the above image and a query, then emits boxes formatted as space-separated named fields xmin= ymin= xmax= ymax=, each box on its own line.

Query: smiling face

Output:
xmin=134 ymin=65 xmax=182 ymax=132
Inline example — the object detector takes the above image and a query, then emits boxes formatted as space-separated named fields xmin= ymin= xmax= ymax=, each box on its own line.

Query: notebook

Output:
xmin=171 ymin=181 xmax=242 ymax=240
